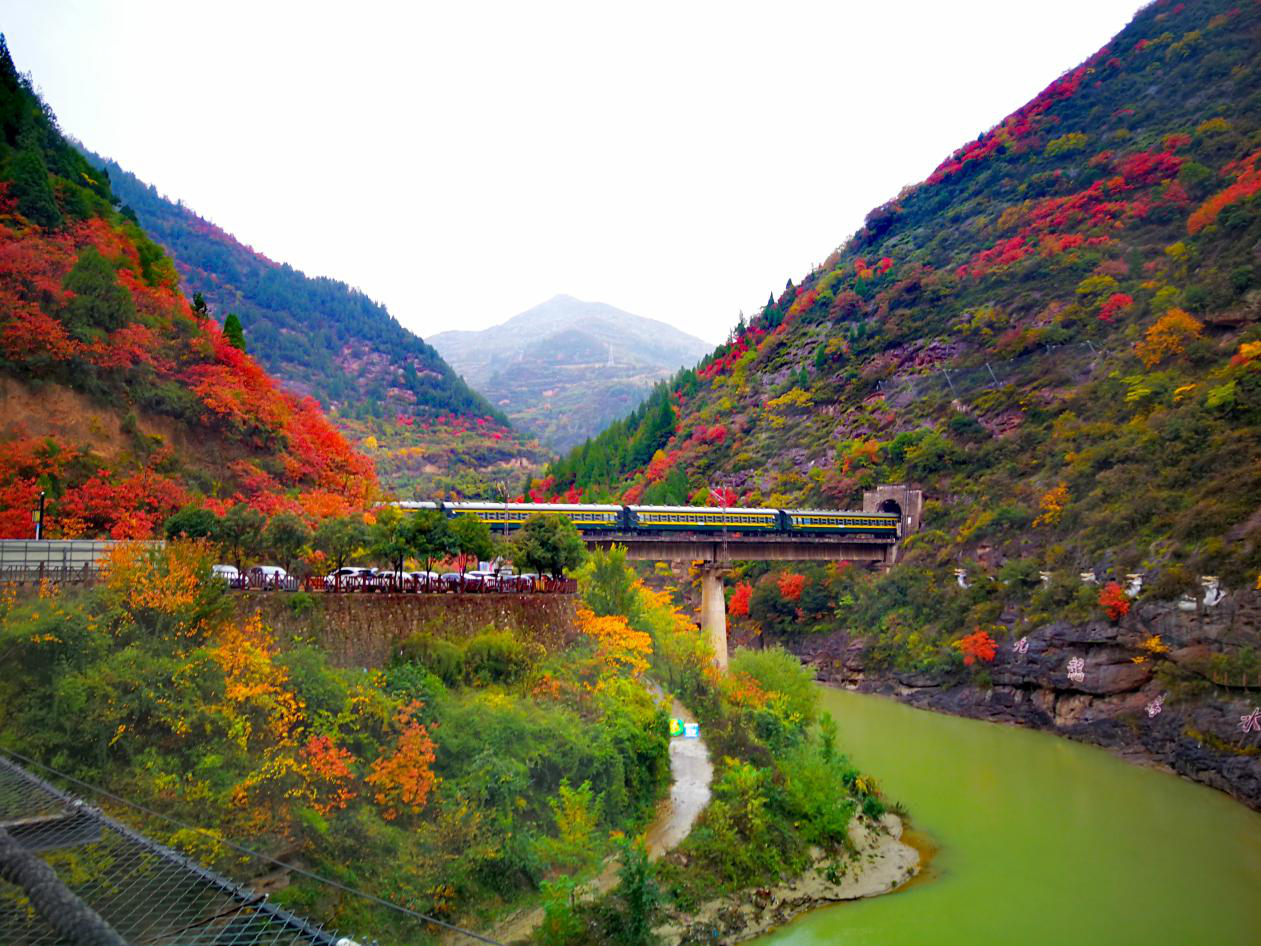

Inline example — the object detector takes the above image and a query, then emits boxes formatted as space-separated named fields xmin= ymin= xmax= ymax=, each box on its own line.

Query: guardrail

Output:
xmin=0 ymin=563 xmax=100 ymax=585
xmin=298 ymin=574 xmax=578 ymax=595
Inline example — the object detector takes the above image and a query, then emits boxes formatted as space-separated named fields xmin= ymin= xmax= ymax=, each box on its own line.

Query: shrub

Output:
xmin=463 ymin=630 xmax=532 ymax=686
xmin=1099 ymin=582 xmax=1131 ymax=621
xmin=398 ymin=633 xmax=466 ymax=686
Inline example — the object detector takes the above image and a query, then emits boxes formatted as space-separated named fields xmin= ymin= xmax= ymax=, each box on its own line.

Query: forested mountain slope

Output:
xmin=0 ymin=37 xmax=375 ymax=537
xmin=542 ymin=0 xmax=1261 ymax=803
xmin=83 ymin=151 xmax=549 ymax=495
xmin=550 ymin=0 xmax=1261 ymax=582
xmin=431 ymin=294 xmax=712 ymax=450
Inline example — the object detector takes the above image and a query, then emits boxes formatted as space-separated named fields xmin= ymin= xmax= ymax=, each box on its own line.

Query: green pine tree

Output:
xmin=10 ymin=145 xmax=61 ymax=229
xmin=223 ymin=312 xmax=247 ymax=351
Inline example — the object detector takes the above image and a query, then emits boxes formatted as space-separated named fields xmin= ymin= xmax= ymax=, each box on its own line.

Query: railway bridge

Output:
xmin=583 ymin=485 xmax=922 ymax=668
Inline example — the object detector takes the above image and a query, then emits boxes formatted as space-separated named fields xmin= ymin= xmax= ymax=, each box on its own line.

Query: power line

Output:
xmin=0 ymin=748 xmax=506 ymax=946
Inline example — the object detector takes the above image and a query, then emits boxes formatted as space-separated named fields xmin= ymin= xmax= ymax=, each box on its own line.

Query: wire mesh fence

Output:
xmin=0 ymin=754 xmax=355 ymax=946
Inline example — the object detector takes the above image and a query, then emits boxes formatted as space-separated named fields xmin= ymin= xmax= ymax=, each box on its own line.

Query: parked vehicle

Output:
xmin=407 ymin=570 xmax=440 ymax=591
xmin=463 ymin=570 xmax=497 ymax=591
xmin=324 ymin=566 xmax=374 ymax=590
xmin=248 ymin=565 xmax=290 ymax=590
xmin=211 ymin=564 xmax=239 ymax=583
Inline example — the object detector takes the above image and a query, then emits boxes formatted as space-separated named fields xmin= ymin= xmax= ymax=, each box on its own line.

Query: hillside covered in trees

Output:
xmin=82 ymin=150 xmax=549 ymax=495
xmin=0 ymin=36 xmax=375 ymax=538
xmin=540 ymin=0 xmax=1261 ymax=800
xmin=548 ymin=0 xmax=1261 ymax=579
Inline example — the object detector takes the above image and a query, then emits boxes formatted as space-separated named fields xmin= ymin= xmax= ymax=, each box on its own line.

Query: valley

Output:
xmin=430 ymin=295 xmax=711 ymax=451
xmin=2 ymin=0 xmax=1261 ymax=944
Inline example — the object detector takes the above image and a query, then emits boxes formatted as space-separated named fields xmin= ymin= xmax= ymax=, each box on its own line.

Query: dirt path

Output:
xmin=485 ymin=693 xmax=712 ymax=945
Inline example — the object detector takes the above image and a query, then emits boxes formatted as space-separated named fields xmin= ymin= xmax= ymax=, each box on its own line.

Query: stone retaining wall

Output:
xmin=239 ymin=592 xmax=580 ymax=667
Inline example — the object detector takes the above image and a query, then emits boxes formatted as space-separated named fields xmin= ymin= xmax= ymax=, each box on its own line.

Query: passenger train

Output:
xmin=393 ymin=501 xmax=900 ymax=538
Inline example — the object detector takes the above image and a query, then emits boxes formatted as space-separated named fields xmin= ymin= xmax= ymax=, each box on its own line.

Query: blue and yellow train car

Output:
xmin=442 ymin=501 xmax=626 ymax=531
xmin=781 ymin=508 xmax=899 ymax=537
xmin=626 ymin=505 xmax=780 ymax=533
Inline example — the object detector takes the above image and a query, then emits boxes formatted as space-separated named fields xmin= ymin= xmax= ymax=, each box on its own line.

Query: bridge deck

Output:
xmin=584 ymin=531 xmax=896 ymax=563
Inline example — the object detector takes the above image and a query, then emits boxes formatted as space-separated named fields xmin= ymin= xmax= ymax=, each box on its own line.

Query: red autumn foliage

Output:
xmin=729 ymin=581 xmax=753 ymax=617
xmin=1187 ymin=149 xmax=1261 ymax=235
xmin=928 ymin=67 xmax=1086 ymax=185
xmin=1099 ymin=582 xmax=1131 ymax=622
xmin=0 ymin=197 xmax=376 ymax=539
xmin=1097 ymin=292 xmax=1134 ymax=322
xmin=777 ymin=572 xmax=807 ymax=602
xmin=698 ymin=327 xmax=766 ymax=380
xmin=956 ymin=629 xmax=998 ymax=666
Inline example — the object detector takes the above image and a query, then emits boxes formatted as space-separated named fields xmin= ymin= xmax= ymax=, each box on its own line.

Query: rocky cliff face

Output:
xmin=788 ymin=589 xmax=1261 ymax=811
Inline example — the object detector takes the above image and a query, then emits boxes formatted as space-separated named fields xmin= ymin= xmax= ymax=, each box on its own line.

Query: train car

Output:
xmin=442 ymin=501 xmax=626 ymax=531
xmin=627 ymin=505 xmax=781 ymax=533
xmin=781 ymin=508 xmax=900 ymax=537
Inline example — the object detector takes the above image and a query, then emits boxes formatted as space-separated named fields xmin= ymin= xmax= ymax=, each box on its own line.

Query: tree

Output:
xmin=211 ymin=503 xmax=265 ymax=571
xmin=955 ymin=629 xmax=998 ymax=666
xmin=313 ymin=515 xmax=368 ymax=573
xmin=777 ymin=572 xmax=807 ymax=602
xmin=262 ymin=512 xmax=311 ymax=574
xmin=402 ymin=508 xmax=458 ymax=574
xmin=163 ymin=505 xmax=217 ymax=541
xmin=222 ymin=312 xmax=247 ymax=352
xmin=369 ymin=506 xmax=412 ymax=575
xmin=1099 ymin=582 xmax=1131 ymax=622
xmin=10 ymin=144 xmax=61 ymax=229
xmin=513 ymin=514 xmax=586 ymax=578
xmin=729 ymin=581 xmax=753 ymax=617
xmin=583 ymin=545 xmax=642 ymax=622
xmin=1135 ymin=308 xmax=1203 ymax=368
xmin=61 ymin=246 xmax=136 ymax=341
xmin=601 ymin=837 xmax=662 ymax=946
xmin=450 ymin=513 xmax=496 ymax=573
xmin=191 ymin=292 xmax=208 ymax=316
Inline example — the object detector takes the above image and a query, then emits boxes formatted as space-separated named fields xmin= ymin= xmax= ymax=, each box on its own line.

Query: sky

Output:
xmin=1 ymin=0 xmax=1145 ymax=346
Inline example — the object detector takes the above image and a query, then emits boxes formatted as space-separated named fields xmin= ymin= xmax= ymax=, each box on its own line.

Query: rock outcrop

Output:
xmin=791 ymin=589 xmax=1261 ymax=811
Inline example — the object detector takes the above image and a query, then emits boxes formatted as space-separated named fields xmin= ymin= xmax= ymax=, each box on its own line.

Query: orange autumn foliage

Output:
xmin=1135 ymin=308 xmax=1202 ymax=368
xmin=955 ymin=629 xmax=998 ymax=666
xmin=212 ymin=611 xmax=305 ymax=749
xmin=576 ymin=606 xmax=654 ymax=677
xmin=777 ymin=572 xmax=807 ymax=602
xmin=101 ymin=541 xmax=211 ymax=629
xmin=1187 ymin=148 xmax=1261 ymax=234
xmin=1033 ymin=482 xmax=1069 ymax=527
xmin=303 ymin=735 xmax=359 ymax=815
xmin=729 ymin=582 xmax=753 ymax=617
xmin=365 ymin=701 xmax=438 ymax=820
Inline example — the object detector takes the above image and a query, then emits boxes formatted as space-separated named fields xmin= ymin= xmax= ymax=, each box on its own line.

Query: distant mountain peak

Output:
xmin=430 ymin=296 xmax=711 ymax=451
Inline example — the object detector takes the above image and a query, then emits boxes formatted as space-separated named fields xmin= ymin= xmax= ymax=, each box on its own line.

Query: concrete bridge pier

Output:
xmin=698 ymin=564 xmax=730 ymax=670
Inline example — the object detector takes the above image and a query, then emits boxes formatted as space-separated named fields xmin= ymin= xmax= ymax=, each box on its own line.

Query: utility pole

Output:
xmin=710 ymin=480 xmax=730 ymax=564
xmin=34 ymin=491 xmax=45 ymax=541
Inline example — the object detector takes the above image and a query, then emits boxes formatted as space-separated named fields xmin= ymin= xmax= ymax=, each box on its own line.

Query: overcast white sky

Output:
xmin=2 ymin=0 xmax=1143 ymax=345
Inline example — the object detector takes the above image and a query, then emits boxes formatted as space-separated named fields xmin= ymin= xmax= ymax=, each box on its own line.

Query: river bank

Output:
xmin=654 ymin=813 xmax=919 ymax=946
xmin=750 ymin=687 xmax=1261 ymax=946
xmin=777 ymin=590 xmax=1261 ymax=812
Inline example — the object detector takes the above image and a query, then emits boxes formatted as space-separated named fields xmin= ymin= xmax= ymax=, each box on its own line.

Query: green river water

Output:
xmin=754 ymin=687 xmax=1261 ymax=946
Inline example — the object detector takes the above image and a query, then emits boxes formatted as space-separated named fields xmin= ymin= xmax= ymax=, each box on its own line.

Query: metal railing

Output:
xmin=299 ymin=574 xmax=578 ymax=595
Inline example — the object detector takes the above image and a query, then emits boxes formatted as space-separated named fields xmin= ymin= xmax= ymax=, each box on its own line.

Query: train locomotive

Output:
xmin=394 ymin=501 xmax=900 ymax=538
